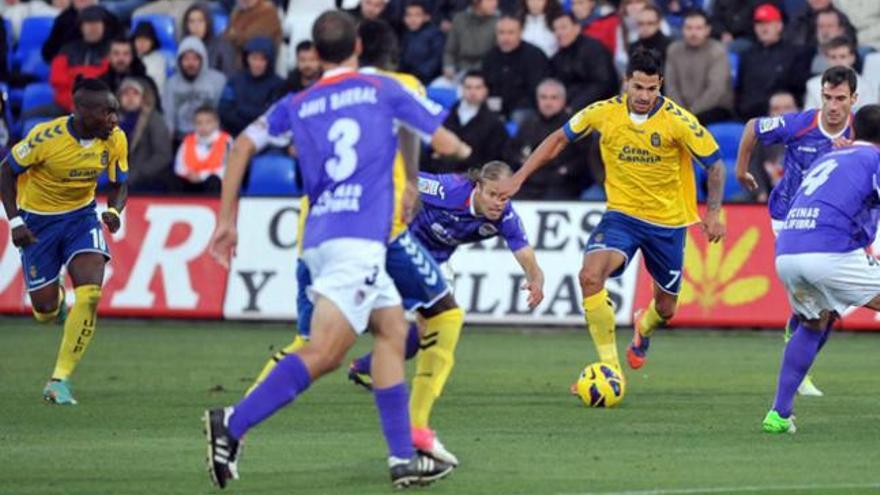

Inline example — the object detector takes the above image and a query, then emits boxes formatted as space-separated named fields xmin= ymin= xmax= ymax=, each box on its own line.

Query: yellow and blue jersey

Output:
xmin=6 ymin=116 xmax=128 ymax=214
xmin=563 ymin=95 xmax=721 ymax=227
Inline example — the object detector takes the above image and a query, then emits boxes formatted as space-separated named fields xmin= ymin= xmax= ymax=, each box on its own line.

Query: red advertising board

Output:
xmin=633 ymin=204 xmax=880 ymax=330
xmin=0 ymin=197 xmax=228 ymax=318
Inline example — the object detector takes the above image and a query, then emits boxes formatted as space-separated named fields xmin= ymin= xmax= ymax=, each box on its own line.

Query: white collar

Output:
xmin=469 ymin=189 xmax=480 ymax=217
xmin=817 ymin=111 xmax=850 ymax=139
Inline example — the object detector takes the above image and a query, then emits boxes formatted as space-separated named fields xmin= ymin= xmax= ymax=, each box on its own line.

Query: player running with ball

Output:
xmin=498 ymin=47 xmax=726 ymax=389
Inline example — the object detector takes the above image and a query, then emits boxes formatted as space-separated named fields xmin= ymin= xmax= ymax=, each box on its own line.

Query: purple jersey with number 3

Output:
xmin=266 ymin=69 xmax=445 ymax=249
xmin=754 ymin=110 xmax=853 ymax=220
xmin=776 ymin=143 xmax=880 ymax=255
xmin=409 ymin=173 xmax=529 ymax=263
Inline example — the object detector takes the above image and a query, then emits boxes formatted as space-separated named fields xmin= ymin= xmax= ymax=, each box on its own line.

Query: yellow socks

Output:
xmin=583 ymin=289 xmax=619 ymax=369
xmin=638 ymin=300 xmax=665 ymax=338
xmin=245 ymin=334 xmax=307 ymax=396
xmin=51 ymin=285 xmax=101 ymax=380
xmin=410 ymin=307 xmax=464 ymax=429
xmin=32 ymin=286 xmax=64 ymax=322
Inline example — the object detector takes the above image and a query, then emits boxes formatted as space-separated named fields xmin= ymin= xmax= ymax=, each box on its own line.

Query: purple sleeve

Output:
xmin=754 ymin=112 xmax=798 ymax=145
xmin=266 ymin=96 xmax=293 ymax=139
xmin=500 ymin=206 xmax=529 ymax=252
xmin=385 ymin=78 xmax=447 ymax=138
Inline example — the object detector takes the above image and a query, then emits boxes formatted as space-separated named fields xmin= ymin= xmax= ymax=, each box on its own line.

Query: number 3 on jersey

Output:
xmin=325 ymin=118 xmax=360 ymax=181
xmin=800 ymin=159 xmax=838 ymax=196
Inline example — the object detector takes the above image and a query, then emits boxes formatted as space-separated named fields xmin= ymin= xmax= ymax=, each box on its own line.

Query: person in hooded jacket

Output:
xmin=218 ymin=36 xmax=285 ymax=136
xmin=183 ymin=2 xmax=238 ymax=77
xmin=48 ymin=5 xmax=112 ymax=113
xmin=162 ymin=35 xmax=227 ymax=142
xmin=116 ymin=77 xmax=175 ymax=193
xmin=132 ymin=21 xmax=168 ymax=95
xmin=42 ymin=0 xmax=122 ymax=64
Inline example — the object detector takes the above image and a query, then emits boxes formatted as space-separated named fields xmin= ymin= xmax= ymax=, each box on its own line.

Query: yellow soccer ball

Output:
xmin=575 ymin=362 xmax=625 ymax=408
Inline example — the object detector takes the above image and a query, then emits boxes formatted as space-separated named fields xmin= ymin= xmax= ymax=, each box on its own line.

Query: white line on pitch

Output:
xmin=557 ymin=482 xmax=880 ymax=495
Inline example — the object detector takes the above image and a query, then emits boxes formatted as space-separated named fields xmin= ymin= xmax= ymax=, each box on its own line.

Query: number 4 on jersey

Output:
xmin=799 ymin=159 xmax=838 ymax=196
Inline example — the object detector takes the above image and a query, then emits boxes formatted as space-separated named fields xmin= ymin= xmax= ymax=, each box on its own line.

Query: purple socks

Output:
xmin=352 ymin=323 xmax=420 ymax=375
xmin=228 ymin=354 xmax=312 ymax=439
xmin=374 ymin=383 xmax=415 ymax=460
xmin=772 ymin=322 xmax=829 ymax=418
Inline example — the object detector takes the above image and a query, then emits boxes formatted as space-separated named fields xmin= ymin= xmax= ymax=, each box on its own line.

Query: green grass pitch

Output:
xmin=0 ymin=319 xmax=878 ymax=495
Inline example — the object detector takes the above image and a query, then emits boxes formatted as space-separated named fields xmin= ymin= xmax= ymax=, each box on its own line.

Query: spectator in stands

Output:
xmin=428 ymin=70 xmax=508 ymax=172
xmin=504 ymin=78 xmax=594 ymax=199
xmin=746 ymin=90 xmax=798 ymax=202
xmin=100 ymin=36 xmax=154 ymax=97
xmin=400 ymin=0 xmax=445 ymax=84
xmin=285 ymin=40 xmax=321 ymax=92
xmin=518 ymin=0 xmax=560 ymax=58
xmin=805 ymin=36 xmax=877 ymax=110
xmin=0 ymin=14 xmax=7 ymax=83
xmin=219 ymin=36 xmax=284 ymax=136
xmin=433 ymin=0 xmax=471 ymax=32
xmin=785 ymin=0 xmax=855 ymax=49
xmin=836 ymin=0 xmax=880 ymax=50
xmin=48 ymin=5 xmax=112 ymax=113
xmin=482 ymin=15 xmax=549 ymax=124
xmin=345 ymin=0 xmax=389 ymax=23
xmin=629 ymin=4 xmax=670 ymax=67
xmin=736 ymin=3 xmax=811 ymax=120
xmin=183 ymin=2 xmax=238 ymax=77
xmin=42 ymin=0 xmax=120 ymax=64
xmin=549 ymin=13 xmax=617 ymax=110
xmin=664 ymin=8 xmax=734 ymax=125
xmin=225 ymin=0 xmax=282 ymax=61
xmin=117 ymin=77 xmax=174 ymax=193
xmin=810 ymin=9 xmax=855 ymax=74
xmin=100 ymin=0 xmax=149 ymax=25
xmin=132 ymin=0 xmax=196 ymax=35
xmin=615 ymin=0 xmax=670 ymax=71
xmin=709 ymin=0 xmax=781 ymax=47
xmin=570 ymin=0 xmax=617 ymax=56
xmin=132 ymin=21 xmax=167 ymax=95
xmin=175 ymin=105 xmax=231 ymax=194
xmin=3 ymin=0 xmax=62 ymax=43
xmin=163 ymin=36 xmax=227 ymax=141
xmin=442 ymin=0 xmax=499 ymax=81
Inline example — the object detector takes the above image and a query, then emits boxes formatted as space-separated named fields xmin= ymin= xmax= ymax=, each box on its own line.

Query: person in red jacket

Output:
xmin=49 ymin=6 xmax=111 ymax=113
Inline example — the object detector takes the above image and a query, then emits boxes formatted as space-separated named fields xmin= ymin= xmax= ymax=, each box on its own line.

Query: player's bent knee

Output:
xmin=656 ymin=301 xmax=677 ymax=321
xmin=578 ymin=268 xmax=606 ymax=294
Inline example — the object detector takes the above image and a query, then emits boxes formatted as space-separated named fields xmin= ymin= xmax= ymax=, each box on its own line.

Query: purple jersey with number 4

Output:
xmin=754 ymin=109 xmax=853 ymax=220
xmin=776 ymin=142 xmax=880 ymax=255
xmin=266 ymin=69 xmax=445 ymax=249
xmin=410 ymin=173 xmax=529 ymax=263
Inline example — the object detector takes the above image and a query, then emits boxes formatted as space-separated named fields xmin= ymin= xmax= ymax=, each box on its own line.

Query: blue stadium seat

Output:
xmin=727 ymin=51 xmax=739 ymax=87
xmin=3 ymin=19 xmax=11 ymax=73
xmin=17 ymin=16 xmax=54 ymax=50
xmin=426 ymin=87 xmax=457 ymax=110
xmin=22 ymin=116 xmax=52 ymax=136
xmin=706 ymin=121 xmax=744 ymax=162
xmin=17 ymin=49 xmax=50 ymax=80
xmin=132 ymin=15 xmax=177 ymax=52
xmin=213 ymin=13 xmax=229 ymax=35
xmin=505 ymin=121 xmax=518 ymax=137
xmin=21 ymin=82 xmax=55 ymax=115
xmin=723 ymin=160 xmax=748 ymax=201
xmin=244 ymin=154 xmax=301 ymax=196
xmin=13 ymin=16 xmax=55 ymax=79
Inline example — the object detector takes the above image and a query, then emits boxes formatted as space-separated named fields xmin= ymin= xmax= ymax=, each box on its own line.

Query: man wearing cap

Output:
xmin=48 ymin=5 xmax=114 ymax=113
xmin=736 ymin=3 xmax=812 ymax=120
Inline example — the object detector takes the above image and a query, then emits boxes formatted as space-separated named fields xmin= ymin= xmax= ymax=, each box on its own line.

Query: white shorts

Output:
xmin=771 ymin=219 xmax=785 ymax=237
xmin=776 ymin=249 xmax=880 ymax=319
xmin=301 ymin=239 xmax=401 ymax=334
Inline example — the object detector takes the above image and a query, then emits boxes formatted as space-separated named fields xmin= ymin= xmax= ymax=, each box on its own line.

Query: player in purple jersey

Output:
xmin=735 ymin=66 xmax=858 ymax=397
xmin=203 ymin=12 xmax=470 ymax=489
xmin=763 ymin=104 xmax=880 ymax=434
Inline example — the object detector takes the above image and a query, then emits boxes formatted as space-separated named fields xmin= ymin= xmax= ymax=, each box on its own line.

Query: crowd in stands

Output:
xmin=2 ymin=0 xmax=880 ymax=201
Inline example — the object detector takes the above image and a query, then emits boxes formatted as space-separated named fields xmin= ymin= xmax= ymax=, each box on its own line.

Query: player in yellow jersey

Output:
xmin=0 ymin=78 xmax=128 ymax=405
xmin=499 ymin=47 xmax=727 ymax=389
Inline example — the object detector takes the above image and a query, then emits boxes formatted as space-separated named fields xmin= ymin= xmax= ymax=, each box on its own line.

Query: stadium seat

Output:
xmin=244 ymin=154 xmax=301 ymax=196
xmin=22 ymin=116 xmax=52 ymax=136
xmin=727 ymin=51 xmax=739 ymax=87
xmin=21 ymin=82 xmax=55 ymax=115
xmin=16 ymin=16 xmax=53 ymax=50
xmin=13 ymin=16 xmax=55 ymax=79
xmin=723 ymin=160 xmax=748 ymax=201
xmin=17 ymin=49 xmax=50 ymax=80
xmin=505 ymin=121 xmax=518 ymax=137
xmin=3 ymin=19 xmax=11 ymax=73
xmin=213 ymin=13 xmax=229 ymax=35
xmin=706 ymin=121 xmax=744 ymax=162
xmin=132 ymin=15 xmax=177 ymax=52
xmin=426 ymin=87 xmax=457 ymax=110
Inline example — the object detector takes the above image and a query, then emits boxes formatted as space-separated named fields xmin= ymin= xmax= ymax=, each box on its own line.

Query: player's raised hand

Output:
xmin=736 ymin=171 xmax=759 ymax=192
xmin=701 ymin=210 xmax=726 ymax=243
xmin=209 ymin=222 xmax=238 ymax=269
xmin=832 ymin=136 xmax=853 ymax=148
xmin=101 ymin=210 xmax=121 ymax=234
xmin=522 ymin=279 xmax=544 ymax=309
xmin=10 ymin=225 xmax=37 ymax=248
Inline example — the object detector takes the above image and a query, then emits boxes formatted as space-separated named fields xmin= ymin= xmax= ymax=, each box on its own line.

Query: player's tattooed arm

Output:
xmin=500 ymin=128 xmax=569 ymax=199
xmin=0 ymin=159 xmax=37 ymax=247
xmin=703 ymin=160 xmax=726 ymax=244
xmin=735 ymin=118 xmax=760 ymax=192
xmin=513 ymin=247 xmax=545 ymax=309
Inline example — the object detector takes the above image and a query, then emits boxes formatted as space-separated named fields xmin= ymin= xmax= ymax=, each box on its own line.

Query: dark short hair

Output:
xmin=73 ymin=78 xmax=113 ymax=108
xmin=682 ymin=8 xmax=710 ymax=25
xmin=74 ymin=77 xmax=112 ymax=94
xmin=462 ymin=69 xmax=487 ymax=85
xmin=821 ymin=64 xmax=857 ymax=94
xmin=110 ymin=35 xmax=132 ymax=47
xmin=551 ymin=12 xmax=578 ymax=25
xmin=626 ymin=46 xmax=663 ymax=78
xmin=295 ymin=40 xmax=314 ymax=53
xmin=822 ymin=35 xmax=855 ymax=56
xmin=312 ymin=11 xmax=357 ymax=64
xmin=358 ymin=19 xmax=398 ymax=69
xmin=816 ymin=7 xmax=844 ymax=26
xmin=498 ymin=14 xmax=522 ymax=26
xmin=640 ymin=4 xmax=662 ymax=19
xmin=405 ymin=0 xmax=430 ymax=14
xmin=194 ymin=104 xmax=219 ymax=119
xmin=853 ymin=104 xmax=880 ymax=143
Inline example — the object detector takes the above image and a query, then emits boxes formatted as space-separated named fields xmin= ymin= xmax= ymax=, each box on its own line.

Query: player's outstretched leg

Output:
xmin=370 ymin=305 xmax=455 ymax=488
xmin=348 ymin=322 xmax=421 ymax=391
xmin=764 ymin=315 xmax=832 ymax=434
xmin=627 ymin=287 xmax=676 ymax=370
xmin=578 ymin=251 xmax=627 ymax=381
xmin=783 ymin=314 xmax=824 ymax=397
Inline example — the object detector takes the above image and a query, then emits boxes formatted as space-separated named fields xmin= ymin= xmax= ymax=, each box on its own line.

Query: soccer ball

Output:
xmin=575 ymin=362 xmax=625 ymax=408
